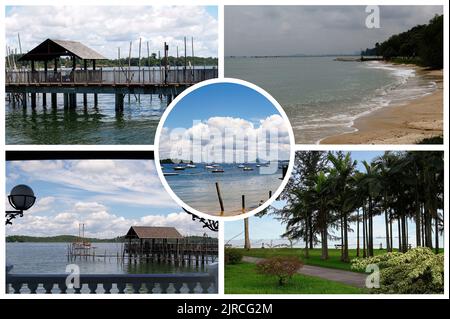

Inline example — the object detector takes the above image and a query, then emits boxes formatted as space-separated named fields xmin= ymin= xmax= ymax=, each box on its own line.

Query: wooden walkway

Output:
xmin=242 ymin=256 xmax=367 ymax=288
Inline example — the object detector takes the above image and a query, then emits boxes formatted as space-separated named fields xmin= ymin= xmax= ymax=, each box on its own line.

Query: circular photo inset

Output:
xmin=155 ymin=79 xmax=295 ymax=220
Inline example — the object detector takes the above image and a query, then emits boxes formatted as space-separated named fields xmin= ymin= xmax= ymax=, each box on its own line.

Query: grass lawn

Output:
xmin=232 ymin=248 xmax=401 ymax=272
xmin=225 ymin=262 xmax=364 ymax=294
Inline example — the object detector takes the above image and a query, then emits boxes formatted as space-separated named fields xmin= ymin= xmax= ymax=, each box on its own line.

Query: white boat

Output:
xmin=243 ymin=167 xmax=254 ymax=171
xmin=205 ymin=165 xmax=214 ymax=169
xmin=256 ymin=164 xmax=261 ymax=167
xmin=237 ymin=164 xmax=245 ymax=168
xmin=186 ymin=164 xmax=196 ymax=168
xmin=173 ymin=166 xmax=185 ymax=170
xmin=212 ymin=168 xmax=224 ymax=173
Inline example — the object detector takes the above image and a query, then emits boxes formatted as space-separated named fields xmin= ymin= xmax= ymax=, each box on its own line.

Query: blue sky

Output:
xmin=164 ymin=83 xmax=280 ymax=129
xmin=225 ymin=151 xmax=444 ymax=248
xmin=159 ymin=82 xmax=291 ymax=162
xmin=5 ymin=160 xmax=216 ymax=238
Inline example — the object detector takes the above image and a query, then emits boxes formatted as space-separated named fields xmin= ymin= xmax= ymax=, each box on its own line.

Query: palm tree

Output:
xmin=312 ymin=171 xmax=334 ymax=260
xmin=327 ymin=152 xmax=357 ymax=262
xmin=360 ymin=160 xmax=382 ymax=256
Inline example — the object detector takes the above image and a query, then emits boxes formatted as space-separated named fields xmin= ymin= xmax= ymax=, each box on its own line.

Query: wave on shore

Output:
xmin=315 ymin=62 xmax=437 ymax=144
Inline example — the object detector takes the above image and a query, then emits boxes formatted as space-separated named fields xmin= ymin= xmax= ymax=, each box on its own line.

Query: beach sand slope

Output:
xmin=321 ymin=69 xmax=443 ymax=145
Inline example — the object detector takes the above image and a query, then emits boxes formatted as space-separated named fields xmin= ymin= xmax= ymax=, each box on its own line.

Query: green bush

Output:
xmin=225 ymin=249 xmax=243 ymax=265
xmin=256 ymin=256 xmax=303 ymax=286
xmin=351 ymin=247 xmax=444 ymax=294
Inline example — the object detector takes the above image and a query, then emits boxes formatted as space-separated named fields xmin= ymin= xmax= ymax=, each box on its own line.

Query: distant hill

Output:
xmin=6 ymin=235 xmax=123 ymax=243
xmin=6 ymin=234 xmax=217 ymax=243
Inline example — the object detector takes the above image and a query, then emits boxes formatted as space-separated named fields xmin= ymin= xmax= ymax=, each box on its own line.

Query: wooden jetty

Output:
xmin=67 ymin=226 xmax=218 ymax=266
xmin=5 ymin=38 xmax=217 ymax=112
xmin=124 ymin=226 xmax=218 ymax=266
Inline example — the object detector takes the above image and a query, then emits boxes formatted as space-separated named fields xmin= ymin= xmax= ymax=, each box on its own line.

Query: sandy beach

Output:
xmin=321 ymin=68 xmax=443 ymax=144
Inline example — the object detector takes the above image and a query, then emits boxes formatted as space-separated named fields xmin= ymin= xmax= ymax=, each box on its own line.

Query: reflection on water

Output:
xmin=6 ymin=93 xmax=167 ymax=144
xmin=6 ymin=243 xmax=211 ymax=274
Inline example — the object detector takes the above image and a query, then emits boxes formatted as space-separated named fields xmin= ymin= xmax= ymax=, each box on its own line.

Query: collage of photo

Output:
xmin=2 ymin=2 xmax=447 ymax=302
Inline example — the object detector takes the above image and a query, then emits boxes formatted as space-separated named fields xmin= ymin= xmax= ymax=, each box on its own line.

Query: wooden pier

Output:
xmin=67 ymin=226 xmax=218 ymax=267
xmin=124 ymin=226 xmax=218 ymax=266
xmin=5 ymin=38 xmax=217 ymax=112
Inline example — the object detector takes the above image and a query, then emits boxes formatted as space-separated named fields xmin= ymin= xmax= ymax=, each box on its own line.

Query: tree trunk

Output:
xmin=401 ymin=215 xmax=407 ymax=252
xmin=397 ymin=218 xmax=402 ymax=252
xmin=304 ymin=213 xmax=309 ymax=258
xmin=389 ymin=216 xmax=393 ymax=251
xmin=421 ymin=206 xmax=426 ymax=246
xmin=362 ymin=203 xmax=367 ymax=257
xmin=356 ymin=210 xmax=360 ymax=257
xmin=340 ymin=217 xmax=344 ymax=261
xmin=321 ymin=228 xmax=328 ymax=260
xmin=321 ymin=207 xmax=328 ymax=260
xmin=435 ymin=212 xmax=439 ymax=254
xmin=343 ymin=214 xmax=349 ymax=262
xmin=384 ymin=210 xmax=390 ymax=252
xmin=308 ymin=214 xmax=314 ymax=250
xmin=384 ymin=191 xmax=390 ymax=252
xmin=415 ymin=197 xmax=421 ymax=247
xmin=368 ymin=196 xmax=374 ymax=257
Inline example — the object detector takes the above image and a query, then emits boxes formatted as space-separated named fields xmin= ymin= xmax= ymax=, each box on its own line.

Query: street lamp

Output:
xmin=6 ymin=184 xmax=36 ymax=225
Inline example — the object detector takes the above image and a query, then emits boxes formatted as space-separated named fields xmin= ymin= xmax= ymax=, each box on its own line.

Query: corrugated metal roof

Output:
xmin=125 ymin=226 xmax=183 ymax=239
xmin=19 ymin=38 xmax=106 ymax=61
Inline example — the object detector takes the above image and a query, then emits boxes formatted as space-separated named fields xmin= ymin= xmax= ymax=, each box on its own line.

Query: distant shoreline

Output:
xmin=320 ymin=66 xmax=443 ymax=145
xmin=6 ymin=235 xmax=120 ymax=243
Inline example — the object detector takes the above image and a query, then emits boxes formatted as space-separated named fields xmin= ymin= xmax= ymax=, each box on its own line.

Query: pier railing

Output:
xmin=6 ymin=263 xmax=218 ymax=294
xmin=5 ymin=67 xmax=218 ymax=86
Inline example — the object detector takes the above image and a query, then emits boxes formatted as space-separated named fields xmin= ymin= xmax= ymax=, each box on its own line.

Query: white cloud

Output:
xmin=7 ymin=202 xmax=216 ymax=238
xmin=6 ymin=6 xmax=218 ymax=59
xmin=9 ymin=160 xmax=177 ymax=209
xmin=160 ymin=114 xmax=291 ymax=162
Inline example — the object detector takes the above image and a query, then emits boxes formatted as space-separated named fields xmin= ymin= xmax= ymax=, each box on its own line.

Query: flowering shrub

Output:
xmin=225 ymin=249 xmax=243 ymax=265
xmin=351 ymin=247 xmax=444 ymax=294
xmin=256 ymin=256 xmax=303 ymax=286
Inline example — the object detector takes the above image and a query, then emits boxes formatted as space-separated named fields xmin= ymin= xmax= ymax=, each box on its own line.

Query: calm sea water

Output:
xmin=6 ymin=242 xmax=206 ymax=274
xmin=6 ymin=93 xmax=167 ymax=145
xmin=163 ymin=163 xmax=285 ymax=216
xmin=225 ymin=57 xmax=437 ymax=143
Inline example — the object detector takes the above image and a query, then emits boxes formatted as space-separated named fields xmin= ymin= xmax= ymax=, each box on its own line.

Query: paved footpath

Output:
xmin=242 ymin=256 xmax=367 ymax=288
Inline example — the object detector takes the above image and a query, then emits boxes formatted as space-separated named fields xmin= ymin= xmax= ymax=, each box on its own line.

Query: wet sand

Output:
xmin=321 ymin=68 xmax=443 ymax=145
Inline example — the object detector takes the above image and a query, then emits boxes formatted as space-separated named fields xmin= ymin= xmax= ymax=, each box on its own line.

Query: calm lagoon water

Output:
xmin=163 ymin=163 xmax=285 ymax=216
xmin=6 ymin=242 xmax=206 ymax=274
xmin=225 ymin=57 xmax=437 ymax=143
xmin=6 ymin=93 xmax=167 ymax=145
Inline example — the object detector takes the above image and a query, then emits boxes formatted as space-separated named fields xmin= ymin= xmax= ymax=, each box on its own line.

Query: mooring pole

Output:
xmin=215 ymin=182 xmax=225 ymax=216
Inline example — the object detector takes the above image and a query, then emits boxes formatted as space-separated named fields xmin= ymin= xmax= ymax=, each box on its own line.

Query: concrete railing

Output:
xmin=6 ymin=263 xmax=218 ymax=294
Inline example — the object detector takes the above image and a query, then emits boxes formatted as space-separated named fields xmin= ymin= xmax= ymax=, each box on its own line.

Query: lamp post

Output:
xmin=6 ymin=184 xmax=36 ymax=225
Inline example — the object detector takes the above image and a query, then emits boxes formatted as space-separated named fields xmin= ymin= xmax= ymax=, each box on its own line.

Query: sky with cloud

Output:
xmin=6 ymin=160 xmax=216 ymax=238
xmin=5 ymin=6 xmax=218 ymax=59
xmin=225 ymin=5 xmax=443 ymax=56
xmin=159 ymin=83 xmax=292 ymax=163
